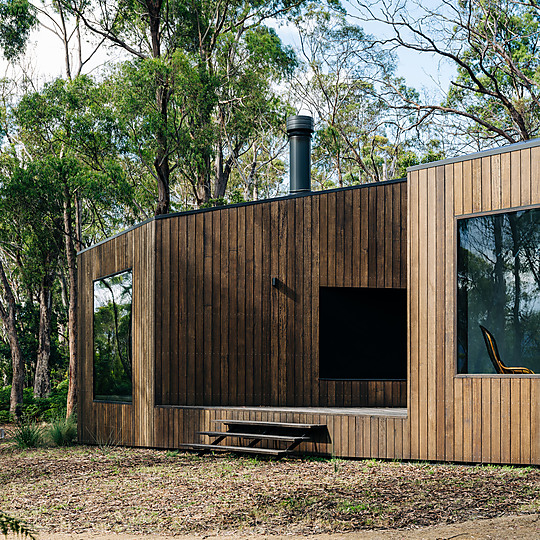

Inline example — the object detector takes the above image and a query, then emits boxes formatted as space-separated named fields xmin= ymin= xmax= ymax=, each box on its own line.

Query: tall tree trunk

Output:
xmin=154 ymin=85 xmax=171 ymax=215
xmin=213 ymin=150 xmax=234 ymax=201
xmin=244 ymin=157 xmax=258 ymax=200
xmin=57 ymin=270 xmax=69 ymax=346
xmin=509 ymin=214 xmax=523 ymax=365
xmin=492 ymin=215 xmax=506 ymax=337
xmin=194 ymin=147 xmax=213 ymax=206
xmin=0 ymin=259 xmax=24 ymax=419
xmin=148 ymin=0 xmax=171 ymax=217
xmin=214 ymin=146 xmax=224 ymax=198
xmin=64 ymin=188 xmax=78 ymax=419
xmin=34 ymin=271 xmax=54 ymax=399
xmin=74 ymin=192 xmax=83 ymax=252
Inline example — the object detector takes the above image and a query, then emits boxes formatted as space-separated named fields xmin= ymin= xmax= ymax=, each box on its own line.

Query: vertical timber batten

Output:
xmin=78 ymin=221 xmax=155 ymax=447
xmin=154 ymin=182 xmax=407 ymax=410
xmin=409 ymin=142 xmax=540 ymax=465
xmin=78 ymin=181 xmax=409 ymax=458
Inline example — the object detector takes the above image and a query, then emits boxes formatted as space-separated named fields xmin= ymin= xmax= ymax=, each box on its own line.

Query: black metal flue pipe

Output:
xmin=287 ymin=115 xmax=314 ymax=194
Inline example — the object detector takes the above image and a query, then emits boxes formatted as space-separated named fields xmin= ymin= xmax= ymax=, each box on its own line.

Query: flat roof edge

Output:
xmin=77 ymin=216 xmax=155 ymax=255
xmin=407 ymin=137 xmax=540 ymax=172
xmin=77 ymin=178 xmax=406 ymax=256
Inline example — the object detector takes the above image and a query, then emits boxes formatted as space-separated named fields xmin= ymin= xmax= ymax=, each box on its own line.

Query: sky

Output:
xmin=269 ymin=13 xmax=453 ymax=104
xmin=0 ymin=2 xmax=454 ymax=100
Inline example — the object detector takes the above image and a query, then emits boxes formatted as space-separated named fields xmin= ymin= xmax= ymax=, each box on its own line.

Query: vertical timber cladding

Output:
xmin=155 ymin=180 xmax=407 ymax=409
xmin=408 ymin=142 xmax=540 ymax=465
xmin=77 ymin=221 xmax=156 ymax=447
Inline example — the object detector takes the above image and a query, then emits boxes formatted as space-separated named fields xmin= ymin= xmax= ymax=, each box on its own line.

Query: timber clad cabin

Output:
xmin=79 ymin=126 xmax=540 ymax=465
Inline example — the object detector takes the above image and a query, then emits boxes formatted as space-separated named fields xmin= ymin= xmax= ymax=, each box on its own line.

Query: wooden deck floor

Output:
xmin=158 ymin=405 xmax=408 ymax=418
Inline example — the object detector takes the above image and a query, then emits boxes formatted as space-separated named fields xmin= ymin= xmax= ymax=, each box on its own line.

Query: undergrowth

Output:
xmin=46 ymin=416 xmax=77 ymax=447
xmin=11 ymin=421 xmax=44 ymax=449
xmin=0 ymin=380 xmax=68 ymax=424
xmin=6 ymin=415 xmax=78 ymax=449
xmin=0 ymin=510 xmax=36 ymax=539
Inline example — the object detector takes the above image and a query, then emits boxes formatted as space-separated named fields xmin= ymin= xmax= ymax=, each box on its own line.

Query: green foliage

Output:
xmin=76 ymin=0 xmax=305 ymax=208
xmin=0 ymin=381 xmax=69 ymax=422
xmin=46 ymin=415 xmax=77 ymax=446
xmin=0 ymin=510 xmax=36 ymax=539
xmin=12 ymin=420 xmax=44 ymax=449
xmin=0 ymin=0 xmax=38 ymax=61
xmin=199 ymin=197 xmax=228 ymax=209
xmin=12 ymin=75 xmax=140 ymax=239
xmin=24 ymin=381 xmax=69 ymax=421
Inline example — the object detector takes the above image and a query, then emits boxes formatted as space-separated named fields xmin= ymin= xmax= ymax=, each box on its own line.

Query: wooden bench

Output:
xmin=179 ymin=419 xmax=327 ymax=457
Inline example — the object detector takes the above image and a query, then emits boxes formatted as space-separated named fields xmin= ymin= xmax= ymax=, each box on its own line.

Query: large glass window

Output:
xmin=93 ymin=270 xmax=133 ymax=402
xmin=458 ymin=209 xmax=540 ymax=374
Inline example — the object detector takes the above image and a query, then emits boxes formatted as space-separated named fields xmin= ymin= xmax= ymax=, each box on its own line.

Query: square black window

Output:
xmin=319 ymin=287 xmax=407 ymax=380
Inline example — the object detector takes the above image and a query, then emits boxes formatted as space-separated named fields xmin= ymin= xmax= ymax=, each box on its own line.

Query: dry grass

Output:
xmin=0 ymin=434 xmax=538 ymax=537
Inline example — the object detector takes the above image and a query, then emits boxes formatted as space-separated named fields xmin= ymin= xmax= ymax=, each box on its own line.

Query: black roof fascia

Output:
xmin=78 ymin=177 xmax=406 ymax=256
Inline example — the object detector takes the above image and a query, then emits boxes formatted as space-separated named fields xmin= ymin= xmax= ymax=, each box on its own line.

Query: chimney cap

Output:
xmin=286 ymin=115 xmax=314 ymax=134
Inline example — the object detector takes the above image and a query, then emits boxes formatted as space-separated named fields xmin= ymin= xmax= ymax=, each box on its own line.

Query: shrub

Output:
xmin=0 ymin=380 xmax=70 ymax=424
xmin=47 ymin=416 xmax=77 ymax=447
xmin=0 ymin=386 xmax=10 ymax=412
xmin=12 ymin=421 xmax=44 ymax=449
xmin=0 ymin=410 xmax=12 ymax=424
xmin=43 ymin=379 xmax=69 ymax=420
xmin=0 ymin=510 xmax=36 ymax=539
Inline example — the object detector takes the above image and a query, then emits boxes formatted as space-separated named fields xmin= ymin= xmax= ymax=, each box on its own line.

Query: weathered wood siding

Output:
xmin=152 ymin=406 xmax=409 ymax=459
xmin=408 ymin=145 xmax=540 ymax=465
xmin=78 ymin=181 xmax=407 ymax=456
xmin=78 ymin=221 xmax=156 ymax=446
xmin=155 ymin=181 xmax=407 ymax=409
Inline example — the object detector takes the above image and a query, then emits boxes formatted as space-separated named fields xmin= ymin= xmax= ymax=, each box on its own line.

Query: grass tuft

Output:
xmin=12 ymin=421 xmax=44 ymax=449
xmin=46 ymin=416 xmax=77 ymax=447
xmin=0 ymin=510 xmax=36 ymax=539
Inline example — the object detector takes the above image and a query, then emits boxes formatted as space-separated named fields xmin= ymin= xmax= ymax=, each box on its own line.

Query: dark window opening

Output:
xmin=319 ymin=287 xmax=407 ymax=380
xmin=93 ymin=269 xmax=133 ymax=402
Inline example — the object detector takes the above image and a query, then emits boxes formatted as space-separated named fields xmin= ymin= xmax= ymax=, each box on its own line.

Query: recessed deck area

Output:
xmin=158 ymin=405 xmax=408 ymax=418
xmin=147 ymin=404 xmax=411 ymax=459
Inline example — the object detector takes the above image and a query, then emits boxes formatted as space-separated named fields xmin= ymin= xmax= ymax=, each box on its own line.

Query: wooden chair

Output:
xmin=479 ymin=325 xmax=534 ymax=374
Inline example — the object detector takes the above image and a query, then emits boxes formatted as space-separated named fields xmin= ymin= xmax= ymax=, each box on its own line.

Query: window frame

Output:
xmin=455 ymin=205 xmax=540 ymax=377
xmin=92 ymin=267 xmax=134 ymax=403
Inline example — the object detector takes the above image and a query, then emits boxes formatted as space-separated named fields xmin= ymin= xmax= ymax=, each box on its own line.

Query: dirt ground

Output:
xmin=35 ymin=514 xmax=540 ymax=539
xmin=1 ymin=428 xmax=538 ymax=539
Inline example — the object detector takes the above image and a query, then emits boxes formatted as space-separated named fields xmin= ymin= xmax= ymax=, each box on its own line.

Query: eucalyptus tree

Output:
xmin=0 ymin=0 xmax=38 ymax=61
xmin=352 ymin=0 xmax=540 ymax=149
xmin=291 ymin=6 xmax=432 ymax=187
xmin=0 ymin=0 xmax=106 ymax=79
xmin=0 ymin=254 xmax=24 ymax=417
xmin=58 ymin=0 xmax=320 ymax=211
xmin=0 ymin=163 xmax=64 ymax=403
xmin=12 ymin=75 xmax=134 ymax=416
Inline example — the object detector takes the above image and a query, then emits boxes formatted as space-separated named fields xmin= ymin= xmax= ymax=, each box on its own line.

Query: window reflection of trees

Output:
xmin=458 ymin=209 xmax=540 ymax=374
xmin=93 ymin=271 xmax=133 ymax=402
